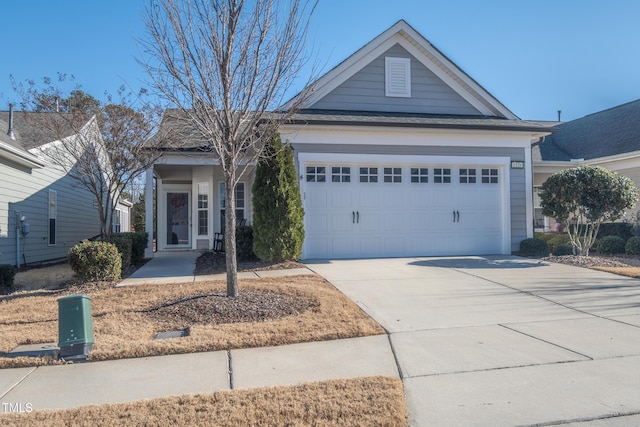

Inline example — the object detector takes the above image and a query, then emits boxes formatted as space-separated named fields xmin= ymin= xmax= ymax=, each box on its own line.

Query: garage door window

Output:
xmin=306 ymin=166 xmax=326 ymax=182
xmin=383 ymin=167 xmax=402 ymax=183
xmin=459 ymin=168 xmax=477 ymax=184
xmin=360 ymin=167 xmax=378 ymax=183
xmin=410 ymin=168 xmax=428 ymax=183
xmin=332 ymin=167 xmax=351 ymax=182
xmin=434 ymin=168 xmax=451 ymax=183
xmin=482 ymin=169 xmax=499 ymax=184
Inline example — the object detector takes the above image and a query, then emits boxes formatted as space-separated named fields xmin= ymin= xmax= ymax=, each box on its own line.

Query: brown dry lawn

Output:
xmin=0 ymin=376 xmax=407 ymax=427
xmin=591 ymin=266 xmax=640 ymax=278
xmin=0 ymin=275 xmax=384 ymax=368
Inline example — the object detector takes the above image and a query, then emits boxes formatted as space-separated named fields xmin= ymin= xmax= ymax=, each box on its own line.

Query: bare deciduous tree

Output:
xmin=14 ymin=77 xmax=167 ymax=238
xmin=140 ymin=0 xmax=316 ymax=297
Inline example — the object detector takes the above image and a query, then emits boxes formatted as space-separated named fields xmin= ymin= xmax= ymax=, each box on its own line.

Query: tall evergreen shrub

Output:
xmin=252 ymin=133 xmax=304 ymax=262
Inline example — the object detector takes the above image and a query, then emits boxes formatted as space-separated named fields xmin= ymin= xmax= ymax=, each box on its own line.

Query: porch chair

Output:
xmin=213 ymin=218 xmax=247 ymax=252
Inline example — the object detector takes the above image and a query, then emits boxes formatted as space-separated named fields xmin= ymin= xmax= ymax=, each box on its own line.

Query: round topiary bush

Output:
xmin=68 ymin=241 xmax=122 ymax=282
xmin=626 ymin=236 xmax=640 ymax=255
xmin=519 ymin=238 xmax=550 ymax=258
xmin=552 ymin=243 xmax=574 ymax=256
xmin=597 ymin=235 xmax=626 ymax=255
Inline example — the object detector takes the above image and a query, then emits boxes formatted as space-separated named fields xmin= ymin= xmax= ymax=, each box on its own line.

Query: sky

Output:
xmin=2 ymin=0 xmax=640 ymax=122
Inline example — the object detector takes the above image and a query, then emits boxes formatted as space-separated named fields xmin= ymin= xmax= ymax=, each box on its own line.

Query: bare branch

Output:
xmin=139 ymin=0 xmax=317 ymax=296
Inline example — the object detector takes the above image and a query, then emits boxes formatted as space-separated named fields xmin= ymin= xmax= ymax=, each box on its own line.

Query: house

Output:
xmin=0 ymin=106 xmax=130 ymax=267
xmin=144 ymin=20 xmax=555 ymax=259
xmin=533 ymin=99 xmax=640 ymax=230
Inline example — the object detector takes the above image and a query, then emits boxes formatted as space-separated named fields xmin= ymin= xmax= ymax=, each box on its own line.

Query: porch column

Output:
xmin=144 ymin=167 xmax=154 ymax=258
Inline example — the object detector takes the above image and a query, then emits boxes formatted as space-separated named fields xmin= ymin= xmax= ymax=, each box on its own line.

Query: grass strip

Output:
xmin=0 ymin=376 xmax=407 ymax=427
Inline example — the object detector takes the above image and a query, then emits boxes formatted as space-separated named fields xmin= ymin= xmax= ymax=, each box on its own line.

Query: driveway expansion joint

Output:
xmin=516 ymin=410 xmax=640 ymax=427
xmin=449 ymin=267 xmax=607 ymax=320
xmin=498 ymin=323 xmax=594 ymax=361
xmin=385 ymin=333 xmax=405 ymax=379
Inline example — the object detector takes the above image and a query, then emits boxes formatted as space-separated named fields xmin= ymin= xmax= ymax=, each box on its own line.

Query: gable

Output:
xmin=292 ymin=20 xmax=518 ymax=120
xmin=310 ymin=44 xmax=482 ymax=116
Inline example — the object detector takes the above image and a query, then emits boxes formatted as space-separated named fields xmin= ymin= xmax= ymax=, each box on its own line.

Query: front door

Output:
xmin=166 ymin=191 xmax=190 ymax=247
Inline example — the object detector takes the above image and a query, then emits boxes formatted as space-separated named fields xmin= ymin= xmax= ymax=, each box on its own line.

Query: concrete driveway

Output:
xmin=306 ymin=256 xmax=640 ymax=426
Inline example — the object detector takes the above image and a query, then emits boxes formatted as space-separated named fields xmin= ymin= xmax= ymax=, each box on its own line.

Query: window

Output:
xmin=482 ymin=169 xmax=499 ymax=184
xmin=113 ymin=209 xmax=122 ymax=234
xmin=48 ymin=190 xmax=57 ymax=245
xmin=219 ymin=182 xmax=245 ymax=230
xmin=459 ymin=168 xmax=477 ymax=184
xmin=411 ymin=168 xmax=429 ymax=183
xmin=534 ymin=186 xmax=546 ymax=229
xmin=197 ymin=183 xmax=209 ymax=235
xmin=384 ymin=167 xmax=402 ymax=183
xmin=434 ymin=168 xmax=451 ymax=184
xmin=385 ymin=57 xmax=411 ymax=97
xmin=331 ymin=167 xmax=351 ymax=183
xmin=359 ymin=167 xmax=378 ymax=183
xmin=306 ymin=166 xmax=326 ymax=182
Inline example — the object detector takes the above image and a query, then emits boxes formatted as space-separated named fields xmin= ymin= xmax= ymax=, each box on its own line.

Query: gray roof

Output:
xmin=286 ymin=110 xmax=556 ymax=133
xmin=534 ymin=99 xmax=640 ymax=161
xmin=152 ymin=108 xmax=556 ymax=153
xmin=0 ymin=111 xmax=85 ymax=152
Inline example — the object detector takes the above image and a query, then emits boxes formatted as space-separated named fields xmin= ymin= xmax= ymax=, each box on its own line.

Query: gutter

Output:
xmin=283 ymin=118 xmax=555 ymax=134
xmin=0 ymin=141 xmax=45 ymax=168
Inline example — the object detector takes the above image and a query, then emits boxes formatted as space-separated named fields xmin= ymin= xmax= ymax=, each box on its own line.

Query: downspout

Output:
xmin=15 ymin=211 xmax=21 ymax=268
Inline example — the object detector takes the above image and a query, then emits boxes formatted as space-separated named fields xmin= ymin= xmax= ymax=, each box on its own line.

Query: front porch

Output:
xmin=144 ymin=159 xmax=255 ymax=258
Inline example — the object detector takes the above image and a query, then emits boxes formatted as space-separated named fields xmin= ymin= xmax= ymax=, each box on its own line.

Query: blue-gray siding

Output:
xmin=0 ymin=157 xmax=101 ymax=266
xmin=311 ymin=44 xmax=481 ymax=115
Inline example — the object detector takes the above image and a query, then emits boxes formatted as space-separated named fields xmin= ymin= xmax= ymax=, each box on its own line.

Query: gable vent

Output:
xmin=385 ymin=57 xmax=411 ymax=98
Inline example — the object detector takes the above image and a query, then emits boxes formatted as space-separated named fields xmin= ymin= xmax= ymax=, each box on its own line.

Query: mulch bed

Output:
xmin=183 ymin=252 xmax=313 ymax=324
xmin=194 ymin=251 xmax=304 ymax=275
xmin=144 ymin=289 xmax=320 ymax=325
xmin=543 ymin=254 xmax=640 ymax=268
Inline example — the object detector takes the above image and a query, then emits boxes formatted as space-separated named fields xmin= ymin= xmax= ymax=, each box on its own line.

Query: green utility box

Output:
xmin=57 ymin=294 xmax=94 ymax=359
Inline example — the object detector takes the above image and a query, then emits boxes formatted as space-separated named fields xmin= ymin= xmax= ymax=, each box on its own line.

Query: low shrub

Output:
xmin=552 ymin=243 xmax=574 ymax=256
xmin=130 ymin=231 xmax=148 ymax=265
xmin=597 ymin=222 xmax=633 ymax=241
xmin=68 ymin=241 xmax=122 ymax=282
xmin=519 ymin=238 xmax=550 ymax=258
xmin=236 ymin=225 xmax=257 ymax=262
xmin=535 ymin=233 xmax=571 ymax=253
xmin=0 ymin=264 xmax=16 ymax=289
xmin=107 ymin=234 xmax=133 ymax=270
xmin=597 ymin=235 xmax=626 ymax=255
xmin=626 ymin=236 xmax=640 ymax=255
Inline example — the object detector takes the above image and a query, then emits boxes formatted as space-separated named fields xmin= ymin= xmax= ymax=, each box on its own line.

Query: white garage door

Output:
xmin=302 ymin=160 xmax=507 ymax=259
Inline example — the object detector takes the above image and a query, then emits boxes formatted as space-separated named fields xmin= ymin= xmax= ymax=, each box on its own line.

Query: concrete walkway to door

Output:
xmin=306 ymin=256 xmax=640 ymax=426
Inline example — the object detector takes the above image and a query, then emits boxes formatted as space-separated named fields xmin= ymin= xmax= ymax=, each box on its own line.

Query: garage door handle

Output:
xmin=352 ymin=211 xmax=355 ymax=224
xmin=453 ymin=211 xmax=456 ymax=222
xmin=456 ymin=211 xmax=460 ymax=223
xmin=357 ymin=211 xmax=359 ymax=224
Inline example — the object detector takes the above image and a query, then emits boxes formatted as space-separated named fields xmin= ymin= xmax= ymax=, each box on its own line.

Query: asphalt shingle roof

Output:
xmin=534 ymin=99 xmax=640 ymax=161
xmin=286 ymin=109 xmax=556 ymax=132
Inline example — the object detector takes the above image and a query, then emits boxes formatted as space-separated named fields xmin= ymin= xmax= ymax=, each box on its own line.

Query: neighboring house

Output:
xmin=144 ymin=20 xmax=554 ymax=259
xmin=0 ymin=106 xmax=128 ymax=267
xmin=533 ymin=99 xmax=640 ymax=231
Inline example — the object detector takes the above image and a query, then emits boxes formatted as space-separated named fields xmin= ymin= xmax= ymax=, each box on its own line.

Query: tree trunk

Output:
xmin=224 ymin=174 xmax=238 ymax=297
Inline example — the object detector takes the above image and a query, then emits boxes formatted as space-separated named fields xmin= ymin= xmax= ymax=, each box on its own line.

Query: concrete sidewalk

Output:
xmin=118 ymin=250 xmax=314 ymax=286
xmin=1 ymin=252 xmax=396 ymax=414
xmin=0 ymin=335 xmax=398 ymax=411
